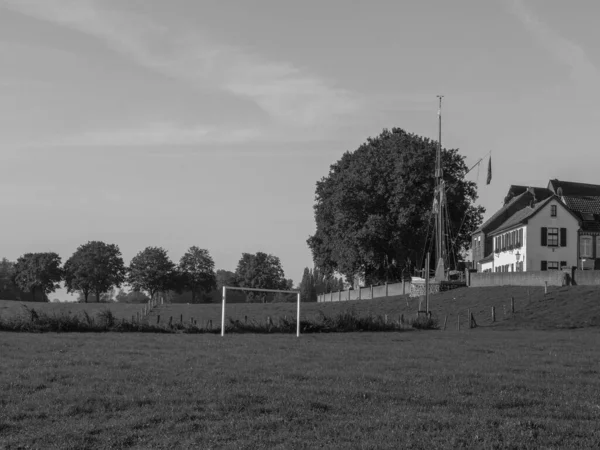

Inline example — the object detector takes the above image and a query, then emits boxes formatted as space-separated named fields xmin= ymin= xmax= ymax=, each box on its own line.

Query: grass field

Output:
xmin=2 ymin=286 xmax=600 ymax=448
xmin=1 ymin=329 xmax=599 ymax=449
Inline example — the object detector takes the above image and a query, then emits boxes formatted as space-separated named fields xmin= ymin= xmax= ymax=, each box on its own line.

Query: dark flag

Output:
xmin=486 ymin=156 xmax=492 ymax=185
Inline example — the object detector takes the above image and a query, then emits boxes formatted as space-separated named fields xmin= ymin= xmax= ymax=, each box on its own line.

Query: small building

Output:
xmin=471 ymin=185 xmax=552 ymax=271
xmin=488 ymin=195 xmax=580 ymax=272
xmin=547 ymin=179 xmax=600 ymax=269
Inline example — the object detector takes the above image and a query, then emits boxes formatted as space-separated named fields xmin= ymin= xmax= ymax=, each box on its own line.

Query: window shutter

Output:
xmin=541 ymin=260 xmax=547 ymax=271
xmin=541 ymin=227 xmax=547 ymax=246
xmin=560 ymin=228 xmax=567 ymax=247
xmin=560 ymin=261 xmax=567 ymax=269
xmin=519 ymin=229 xmax=523 ymax=247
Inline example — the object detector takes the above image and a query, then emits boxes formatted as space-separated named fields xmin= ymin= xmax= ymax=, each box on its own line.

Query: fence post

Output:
xmin=156 ymin=315 xmax=160 ymax=325
xmin=511 ymin=297 xmax=515 ymax=314
xmin=370 ymin=285 xmax=374 ymax=300
xmin=443 ymin=315 xmax=448 ymax=330
xmin=544 ymin=281 xmax=548 ymax=295
xmin=348 ymin=289 xmax=351 ymax=301
xmin=358 ymin=287 xmax=361 ymax=301
xmin=180 ymin=314 xmax=183 ymax=324
xmin=339 ymin=290 xmax=341 ymax=302
xmin=384 ymin=314 xmax=388 ymax=324
xmin=402 ymin=281 xmax=406 ymax=295
xmin=385 ymin=282 xmax=389 ymax=298
xmin=492 ymin=306 xmax=496 ymax=323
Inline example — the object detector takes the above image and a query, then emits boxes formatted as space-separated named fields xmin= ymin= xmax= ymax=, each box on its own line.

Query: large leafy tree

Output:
xmin=63 ymin=241 xmax=127 ymax=303
xmin=13 ymin=252 xmax=63 ymax=302
xmin=178 ymin=246 xmax=217 ymax=303
xmin=234 ymin=252 xmax=287 ymax=302
xmin=128 ymin=247 xmax=176 ymax=300
xmin=307 ymin=128 xmax=484 ymax=284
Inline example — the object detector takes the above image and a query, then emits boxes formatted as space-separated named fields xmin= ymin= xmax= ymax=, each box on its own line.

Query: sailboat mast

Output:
xmin=436 ymin=95 xmax=444 ymax=268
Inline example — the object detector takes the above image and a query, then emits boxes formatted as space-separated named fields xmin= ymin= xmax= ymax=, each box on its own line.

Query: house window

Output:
xmin=580 ymin=236 xmax=593 ymax=258
xmin=547 ymin=261 xmax=559 ymax=270
xmin=547 ymin=228 xmax=559 ymax=247
xmin=551 ymin=205 xmax=557 ymax=217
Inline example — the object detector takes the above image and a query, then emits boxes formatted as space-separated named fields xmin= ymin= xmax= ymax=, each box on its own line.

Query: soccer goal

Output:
xmin=221 ymin=286 xmax=301 ymax=337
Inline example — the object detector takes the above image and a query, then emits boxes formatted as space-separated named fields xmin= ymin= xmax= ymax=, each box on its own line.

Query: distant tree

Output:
xmin=299 ymin=268 xmax=314 ymax=302
xmin=178 ymin=247 xmax=217 ymax=303
xmin=307 ymin=127 xmax=484 ymax=284
xmin=115 ymin=288 xmax=150 ymax=304
xmin=0 ymin=258 xmax=21 ymax=300
xmin=13 ymin=252 xmax=62 ymax=302
xmin=128 ymin=247 xmax=176 ymax=300
xmin=63 ymin=241 xmax=127 ymax=303
xmin=216 ymin=269 xmax=238 ymax=291
xmin=77 ymin=287 xmax=115 ymax=303
xmin=234 ymin=252 xmax=287 ymax=302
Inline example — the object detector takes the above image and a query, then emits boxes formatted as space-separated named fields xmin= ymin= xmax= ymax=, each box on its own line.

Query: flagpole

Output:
xmin=435 ymin=95 xmax=444 ymax=280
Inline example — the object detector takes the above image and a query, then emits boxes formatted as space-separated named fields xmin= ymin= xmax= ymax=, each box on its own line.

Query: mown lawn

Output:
xmin=1 ymin=329 xmax=599 ymax=449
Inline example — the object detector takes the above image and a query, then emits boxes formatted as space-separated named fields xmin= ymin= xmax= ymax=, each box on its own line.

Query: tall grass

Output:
xmin=0 ymin=305 xmax=438 ymax=334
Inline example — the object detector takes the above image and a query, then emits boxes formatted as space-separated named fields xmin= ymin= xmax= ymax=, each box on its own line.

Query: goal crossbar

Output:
xmin=221 ymin=286 xmax=301 ymax=337
xmin=223 ymin=286 xmax=299 ymax=294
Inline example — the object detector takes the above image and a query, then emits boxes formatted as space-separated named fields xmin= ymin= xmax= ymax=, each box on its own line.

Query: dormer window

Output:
xmin=550 ymin=205 xmax=557 ymax=217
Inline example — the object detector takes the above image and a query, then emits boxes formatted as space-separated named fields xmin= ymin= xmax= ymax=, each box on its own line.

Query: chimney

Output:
xmin=527 ymin=186 xmax=537 ymax=204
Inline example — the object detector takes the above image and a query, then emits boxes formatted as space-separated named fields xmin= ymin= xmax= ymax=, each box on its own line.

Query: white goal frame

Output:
xmin=221 ymin=286 xmax=301 ymax=337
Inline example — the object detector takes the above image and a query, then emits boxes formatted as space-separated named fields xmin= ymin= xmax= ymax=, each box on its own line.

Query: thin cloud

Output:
xmin=1 ymin=0 xmax=360 ymax=132
xmin=509 ymin=0 xmax=599 ymax=90
xmin=36 ymin=122 xmax=265 ymax=147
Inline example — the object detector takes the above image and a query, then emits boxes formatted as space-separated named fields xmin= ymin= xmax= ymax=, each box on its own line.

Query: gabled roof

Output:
xmin=488 ymin=196 xmax=580 ymax=236
xmin=474 ymin=187 xmax=549 ymax=234
xmin=562 ymin=196 xmax=600 ymax=216
xmin=582 ymin=221 xmax=600 ymax=232
xmin=548 ymin=179 xmax=600 ymax=197
xmin=504 ymin=185 xmax=552 ymax=204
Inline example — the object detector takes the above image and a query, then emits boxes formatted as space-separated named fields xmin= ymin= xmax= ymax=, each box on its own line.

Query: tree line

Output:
xmin=0 ymin=243 xmax=305 ymax=304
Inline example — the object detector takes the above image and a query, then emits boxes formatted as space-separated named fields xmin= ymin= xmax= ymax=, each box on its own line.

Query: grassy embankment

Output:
xmin=2 ymin=285 xmax=600 ymax=332
xmin=142 ymin=284 xmax=600 ymax=330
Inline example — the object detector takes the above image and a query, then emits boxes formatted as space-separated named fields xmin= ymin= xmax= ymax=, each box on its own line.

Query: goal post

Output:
xmin=221 ymin=286 xmax=301 ymax=337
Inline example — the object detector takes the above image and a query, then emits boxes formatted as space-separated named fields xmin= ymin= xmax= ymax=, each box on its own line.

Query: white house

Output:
xmin=488 ymin=196 xmax=580 ymax=272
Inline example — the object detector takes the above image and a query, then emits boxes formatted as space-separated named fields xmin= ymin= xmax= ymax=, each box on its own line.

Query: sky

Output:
xmin=1 ymin=0 xmax=599 ymax=301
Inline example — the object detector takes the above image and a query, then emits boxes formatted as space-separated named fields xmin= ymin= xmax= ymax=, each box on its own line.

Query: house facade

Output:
xmin=547 ymin=179 xmax=600 ymax=269
xmin=471 ymin=186 xmax=552 ymax=271
xmin=487 ymin=196 xmax=580 ymax=272
xmin=473 ymin=179 xmax=600 ymax=273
